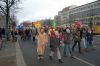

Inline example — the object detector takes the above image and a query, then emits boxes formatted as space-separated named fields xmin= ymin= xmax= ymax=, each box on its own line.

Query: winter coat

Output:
xmin=50 ymin=35 xmax=60 ymax=52
xmin=36 ymin=32 xmax=48 ymax=55
xmin=63 ymin=32 xmax=71 ymax=44
xmin=86 ymin=31 xmax=93 ymax=41
xmin=80 ymin=30 xmax=86 ymax=39
xmin=73 ymin=31 xmax=81 ymax=42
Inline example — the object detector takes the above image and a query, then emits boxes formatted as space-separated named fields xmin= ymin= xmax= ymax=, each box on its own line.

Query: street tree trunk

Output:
xmin=0 ymin=0 xmax=21 ymax=41
xmin=5 ymin=0 xmax=10 ymax=41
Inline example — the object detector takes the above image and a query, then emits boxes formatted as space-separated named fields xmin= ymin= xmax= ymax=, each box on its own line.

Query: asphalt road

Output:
xmin=19 ymin=36 xmax=100 ymax=66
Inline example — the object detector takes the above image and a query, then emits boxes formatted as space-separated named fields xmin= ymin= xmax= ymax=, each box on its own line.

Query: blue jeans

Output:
xmin=63 ymin=44 xmax=72 ymax=56
xmin=81 ymin=38 xmax=87 ymax=48
xmin=86 ymin=41 xmax=93 ymax=48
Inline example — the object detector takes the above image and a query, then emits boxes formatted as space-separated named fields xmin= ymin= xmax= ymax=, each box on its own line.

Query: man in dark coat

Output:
xmin=86 ymin=29 xmax=93 ymax=49
xmin=72 ymin=29 xmax=82 ymax=54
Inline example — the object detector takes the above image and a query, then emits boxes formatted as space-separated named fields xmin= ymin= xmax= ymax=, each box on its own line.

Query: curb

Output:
xmin=94 ymin=35 xmax=100 ymax=37
xmin=16 ymin=41 xmax=27 ymax=66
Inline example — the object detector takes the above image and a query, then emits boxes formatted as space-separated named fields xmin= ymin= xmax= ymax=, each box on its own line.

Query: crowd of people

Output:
xmin=0 ymin=24 xmax=94 ymax=63
xmin=24 ymin=25 xmax=94 ymax=63
xmin=0 ymin=28 xmax=18 ymax=49
xmin=0 ymin=24 xmax=95 ymax=62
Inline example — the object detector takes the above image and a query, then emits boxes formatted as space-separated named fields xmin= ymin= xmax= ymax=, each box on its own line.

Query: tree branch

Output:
xmin=9 ymin=0 xmax=16 ymax=8
xmin=0 ymin=6 xmax=6 ymax=15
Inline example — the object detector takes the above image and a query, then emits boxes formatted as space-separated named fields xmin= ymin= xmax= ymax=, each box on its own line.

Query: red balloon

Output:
xmin=57 ymin=25 xmax=60 ymax=30
xmin=74 ymin=21 xmax=81 ymax=27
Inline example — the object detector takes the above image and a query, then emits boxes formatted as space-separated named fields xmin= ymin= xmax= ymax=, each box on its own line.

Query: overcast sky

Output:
xmin=17 ymin=0 xmax=96 ymax=24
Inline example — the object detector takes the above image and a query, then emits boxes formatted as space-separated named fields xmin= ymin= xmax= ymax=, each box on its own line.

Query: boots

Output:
xmin=49 ymin=56 xmax=53 ymax=60
xmin=37 ymin=55 xmax=41 ymax=60
xmin=58 ymin=59 xmax=64 ymax=63
xmin=38 ymin=55 xmax=44 ymax=60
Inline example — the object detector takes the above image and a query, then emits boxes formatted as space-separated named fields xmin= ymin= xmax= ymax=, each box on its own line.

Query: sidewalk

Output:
xmin=0 ymin=38 xmax=26 ymax=66
xmin=0 ymin=41 xmax=16 ymax=66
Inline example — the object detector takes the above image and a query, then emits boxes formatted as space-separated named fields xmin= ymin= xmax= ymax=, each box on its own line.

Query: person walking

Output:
xmin=86 ymin=28 xmax=94 ymax=50
xmin=36 ymin=27 xmax=48 ymax=60
xmin=63 ymin=28 xmax=73 ymax=57
xmin=72 ymin=28 xmax=82 ymax=54
xmin=0 ymin=28 xmax=2 ymax=50
xmin=11 ymin=30 xmax=15 ymax=41
xmin=49 ymin=29 xmax=64 ymax=63
xmin=32 ymin=28 xmax=36 ymax=42
xmin=80 ymin=28 xmax=87 ymax=51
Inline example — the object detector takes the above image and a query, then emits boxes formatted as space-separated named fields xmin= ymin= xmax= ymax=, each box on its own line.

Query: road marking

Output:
xmin=94 ymin=46 xmax=100 ymax=48
xmin=73 ymin=56 xmax=95 ymax=66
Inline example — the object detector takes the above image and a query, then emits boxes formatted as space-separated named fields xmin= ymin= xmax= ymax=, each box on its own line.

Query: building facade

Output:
xmin=0 ymin=14 xmax=17 ymax=31
xmin=69 ymin=1 xmax=100 ymax=26
xmin=54 ymin=15 xmax=61 ymax=25
xmin=54 ymin=5 xmax=77 ymax=25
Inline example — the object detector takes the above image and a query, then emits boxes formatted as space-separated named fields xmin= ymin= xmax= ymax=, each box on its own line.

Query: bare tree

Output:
xmin=0 ymin=0 xmax=20 ymax=40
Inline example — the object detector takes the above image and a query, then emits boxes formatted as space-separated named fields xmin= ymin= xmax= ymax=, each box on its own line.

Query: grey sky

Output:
xmin=17 ymin=0 xmax=96 ymax=24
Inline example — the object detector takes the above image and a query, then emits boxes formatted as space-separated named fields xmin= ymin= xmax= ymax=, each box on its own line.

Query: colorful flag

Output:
xmin=52 ymin=20 xmax=57 ymax=29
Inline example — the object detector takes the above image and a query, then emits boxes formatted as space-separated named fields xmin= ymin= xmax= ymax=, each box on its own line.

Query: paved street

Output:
xmin=19 ymin=36 xmax=100 ymax=66
xmin=1 ymin=0 xmax=100 ymax=66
